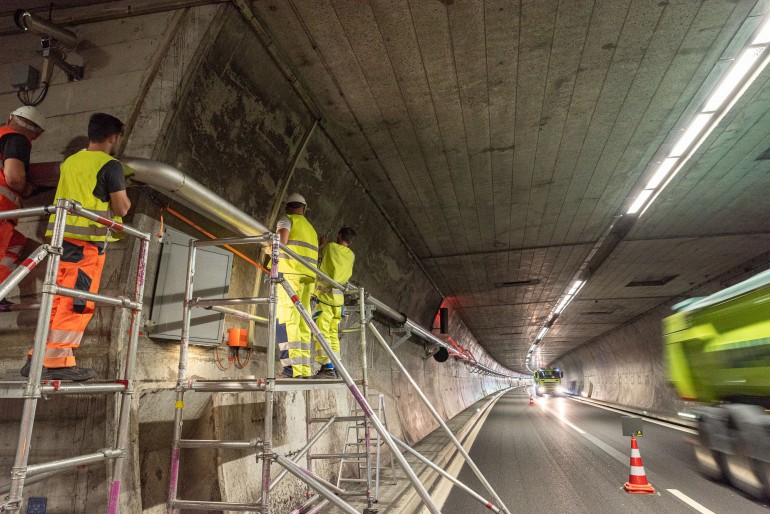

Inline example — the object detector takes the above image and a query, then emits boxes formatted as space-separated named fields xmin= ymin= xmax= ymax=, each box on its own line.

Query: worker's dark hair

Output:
xmin=88 ymin=113 xmax=124 ymax=143
xmin=287 ymin=202 xmax=305 ymax=209
xmin=338 ymin=227 xmax=356 ymax=244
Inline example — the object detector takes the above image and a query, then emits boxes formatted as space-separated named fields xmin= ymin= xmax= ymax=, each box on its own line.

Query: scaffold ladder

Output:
xmin=336 ymin=393 xmax=396 ymax=499
xmin=0 ymin=199 xmax=151 ymax=514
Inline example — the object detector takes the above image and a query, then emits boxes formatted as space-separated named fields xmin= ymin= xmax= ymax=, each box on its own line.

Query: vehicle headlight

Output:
xmin=556 ymin=386 xmax=565 ymax=394
xmin=538 ymin=387 xmax=545 ymax=394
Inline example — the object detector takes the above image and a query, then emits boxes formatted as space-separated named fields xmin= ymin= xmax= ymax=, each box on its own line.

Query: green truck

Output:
xmin=663 ymin=268 xmax=770 ymax=500
xmin=534 ymin=368 xmax=563 ymax=396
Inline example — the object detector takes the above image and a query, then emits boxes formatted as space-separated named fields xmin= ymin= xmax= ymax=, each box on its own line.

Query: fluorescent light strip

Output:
xmin=627 ymin=189 xmax=653 ymax=214
xmin=646 ymin=157 xmax=678 ymax=190
xmin=554 ymin=295 xmax=571 ymax=314
xmin=669 ymin=113 xmax=713 ymax=157
xmin=536 ymin=327 xmax=548 ymax=340
xmin=703 ymin=46 xmax=765 ymax=112
xmin=753 ymin=18 xmax=770 ymax=44
xmin=567 ymin=280 xmax=584 ymax=295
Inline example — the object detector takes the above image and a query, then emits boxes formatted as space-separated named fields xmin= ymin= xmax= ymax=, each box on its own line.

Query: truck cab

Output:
xmin=534 ymin=368 xmax=564 ymax=396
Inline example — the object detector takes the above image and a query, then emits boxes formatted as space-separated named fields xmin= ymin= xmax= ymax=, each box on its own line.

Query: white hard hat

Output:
xmin=286 ymin=192 xmax=307 ymax=205
xmin=10 ymin=106 xmax=45 ymax=131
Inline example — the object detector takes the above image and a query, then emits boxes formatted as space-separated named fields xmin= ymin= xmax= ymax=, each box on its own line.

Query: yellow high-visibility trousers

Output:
xmin=277 ymin=273 xmax=314 ymax=377
xmin=314 ymin=302 xmax=341 ymax=365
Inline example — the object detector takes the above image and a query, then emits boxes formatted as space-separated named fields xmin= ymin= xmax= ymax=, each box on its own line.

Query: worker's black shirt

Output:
xmin=0 ymin=132 xmax=31 ymax=171
xmin=92 ymin=160 xmax=127 ymax=202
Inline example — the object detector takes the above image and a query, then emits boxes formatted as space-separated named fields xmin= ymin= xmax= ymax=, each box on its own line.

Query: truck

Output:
xmin=663 ymin=268 xmax=770 ymax=500
xmin=533 ymin=368 xmax=564 ymax=396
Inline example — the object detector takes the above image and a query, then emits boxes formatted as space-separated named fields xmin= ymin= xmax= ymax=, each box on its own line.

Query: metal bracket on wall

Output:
xmin=342 ymin=304 xmax=375 ymax=332
xmin=422 ymin=343 xmax=442 ymax=360
xmin=389 ymin=327 xmax=412 ymax=350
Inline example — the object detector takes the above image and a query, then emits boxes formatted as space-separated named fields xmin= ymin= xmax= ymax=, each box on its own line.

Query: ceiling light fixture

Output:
xmin=625 ymin=16 xmax=770 ymax=217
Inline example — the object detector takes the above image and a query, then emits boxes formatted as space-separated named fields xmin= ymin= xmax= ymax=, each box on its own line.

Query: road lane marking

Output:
xmin=422 ymin=390 xmax=508 ymax=513
xmin=541 ymin=400 xmax=717 ymax=514
xmin=540 ymin=400 xmax=628 ymax=464
xmin=569 ymin=397 xmax=697 ymax=435
xmin=667 ymin=489 xmax=716 ymax=514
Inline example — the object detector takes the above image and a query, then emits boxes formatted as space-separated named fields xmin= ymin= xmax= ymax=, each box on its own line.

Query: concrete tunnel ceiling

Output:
xmin=248 ymin=0 xmax=770 ymax=375
xmin=8 ymin=0 xmax=770 ymax=376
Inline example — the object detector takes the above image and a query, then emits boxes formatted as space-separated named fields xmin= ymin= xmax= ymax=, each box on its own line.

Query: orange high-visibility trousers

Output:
xmin=0 ymin=220 xmax=26 ymax=284
xmin=29 ymin=239 xmax=106 ymax=368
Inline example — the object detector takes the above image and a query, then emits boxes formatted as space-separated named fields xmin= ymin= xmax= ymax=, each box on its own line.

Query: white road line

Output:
xmin=541 ymin=399 xmax=718 ymax=514
xmin=569 ymin=397 xmax=698 ymax=435
xmin=667 ymin=489 xmax=716 ymax=514
xmin=540 ymin=400 xmax=628 ymax=464
xmin=424 ymin=391 xmax=507 ymax=513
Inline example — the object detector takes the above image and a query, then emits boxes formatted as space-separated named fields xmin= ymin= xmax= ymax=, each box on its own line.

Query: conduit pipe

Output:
xmin=123 ymin=157 xmax=511 ymax=378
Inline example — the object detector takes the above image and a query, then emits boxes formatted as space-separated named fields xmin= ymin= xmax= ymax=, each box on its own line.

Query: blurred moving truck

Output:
xmin=663 ymin=268 xmax=770 ymax=500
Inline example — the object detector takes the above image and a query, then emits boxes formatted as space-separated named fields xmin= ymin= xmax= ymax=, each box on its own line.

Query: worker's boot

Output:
xmin=20 ymin=359 xmax=97 ymax=381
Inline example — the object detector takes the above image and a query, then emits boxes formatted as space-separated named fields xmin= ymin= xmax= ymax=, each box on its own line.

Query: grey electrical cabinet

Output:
xmin=149 ymin=227 xmax=233 ymax=346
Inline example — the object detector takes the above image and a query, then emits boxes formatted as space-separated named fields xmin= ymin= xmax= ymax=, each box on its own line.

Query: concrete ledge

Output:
xmin=342 ymin=386 xmax=515 ymax=513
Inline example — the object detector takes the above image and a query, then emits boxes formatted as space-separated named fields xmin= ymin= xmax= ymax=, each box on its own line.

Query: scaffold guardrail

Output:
xmin=0 ymin=198 xmax=150 ymax=514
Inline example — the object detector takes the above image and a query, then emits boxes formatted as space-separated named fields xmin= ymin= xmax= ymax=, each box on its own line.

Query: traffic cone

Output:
xmin=624 ymin=435 xmax=656 ymax=494
xmin=529 ymin=395 xmax=534 ymax=406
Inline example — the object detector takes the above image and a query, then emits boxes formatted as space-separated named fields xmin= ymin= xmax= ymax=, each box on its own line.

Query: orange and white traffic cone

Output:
xmin=624 ymin=435 xmax=656 ymax=494
xmin=529 ymin=395 xmax=534 ymax=406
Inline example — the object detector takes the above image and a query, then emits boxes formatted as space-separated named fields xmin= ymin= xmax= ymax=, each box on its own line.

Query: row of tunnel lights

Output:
xmin=526 ymin=14 xmax=770 ymax=372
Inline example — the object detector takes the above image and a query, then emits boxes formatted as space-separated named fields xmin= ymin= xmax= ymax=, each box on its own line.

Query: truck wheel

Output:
xmin=696 ymin=407 xmax=729 ymax=482
xmin=723 ymin=405 xmax=767 ymax=499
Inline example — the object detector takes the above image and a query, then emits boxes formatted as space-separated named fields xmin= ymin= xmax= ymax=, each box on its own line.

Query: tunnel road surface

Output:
xmin=439 ymin=389 xmax=769 ymax=513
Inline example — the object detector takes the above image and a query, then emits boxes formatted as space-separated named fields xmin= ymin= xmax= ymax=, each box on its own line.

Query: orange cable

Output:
xmin=165 ymin=206 xmax=269 ymax=273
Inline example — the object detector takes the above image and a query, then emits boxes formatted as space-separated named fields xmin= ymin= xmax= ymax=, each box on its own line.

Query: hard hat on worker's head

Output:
xmin=10 ymin=105 xmax=45 ymax=132
xmin=286 ymin=192 xmax=307 ymax=206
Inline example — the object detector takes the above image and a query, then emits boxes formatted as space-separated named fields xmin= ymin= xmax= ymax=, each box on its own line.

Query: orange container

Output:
xmin=228 ymin=328 xmax=248 ymax=347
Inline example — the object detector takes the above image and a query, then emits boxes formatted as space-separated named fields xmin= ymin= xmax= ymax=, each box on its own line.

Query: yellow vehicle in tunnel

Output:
xmin=663 ymin=268 xmax=770 ymax=500
xmin=533 ymin=368 xmax=563 ymax=396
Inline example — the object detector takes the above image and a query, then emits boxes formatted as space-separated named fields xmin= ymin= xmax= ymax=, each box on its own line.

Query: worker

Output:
xmin=21 ymin=113 xmax=131 ymax=381
xmin=275 ymin=193 xmax=319 ymax=378
xmin=312 ymin=227 xmax=355 ymax=379
xmin=0 ymin=106 xmax=46 ymax=309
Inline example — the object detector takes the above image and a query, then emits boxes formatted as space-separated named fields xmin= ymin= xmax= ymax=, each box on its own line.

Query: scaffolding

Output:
xmin=0 ymin=199 xmax=151 ymax=513
xmin=166 ymin=229 xmax=512 ymax=513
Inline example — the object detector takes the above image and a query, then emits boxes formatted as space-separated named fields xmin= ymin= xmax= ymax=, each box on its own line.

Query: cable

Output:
xmin=16 ymin=82 xmax=49 ymax=107
xmin=234 ymin=347 xmax=252 ymax=368
xmin=214 ymin=345 xmax=232 ymax=371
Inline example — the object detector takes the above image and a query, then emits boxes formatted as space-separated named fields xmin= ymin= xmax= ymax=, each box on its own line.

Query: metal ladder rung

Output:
xmin=310 ymin=452 xmax=368 ymax=460
xmin=169 ymin=499 xmax=262 ymax=511
xmin=0 ymin=381 xmax=128 ymax=398
xmin=184 ymin=378 xmax=349 ymax=392
xmin=178 ymin=439 xmax=259 ymax=450
xmin=338 ymin=477 xmax=368 ymax=483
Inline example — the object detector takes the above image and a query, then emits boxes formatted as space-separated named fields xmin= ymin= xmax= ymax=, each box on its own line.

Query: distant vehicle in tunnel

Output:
xmin=663 ymin=269 xmax=770 ymax=500
xmin=533 ymin=368 xmax=564 ymax=396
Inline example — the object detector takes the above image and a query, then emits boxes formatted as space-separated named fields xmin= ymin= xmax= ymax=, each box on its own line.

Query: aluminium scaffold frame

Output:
xmin=167 ymin=229 xmax=511 ymax=513
xmin=0 ymin=198 xmax=151 ymax=514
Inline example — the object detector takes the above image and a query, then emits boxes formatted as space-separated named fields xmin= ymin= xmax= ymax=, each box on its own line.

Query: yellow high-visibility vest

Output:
xmin=279 ymin=213 xmax=318 ymax=277
xmin=46 ymin=150 xmax=123 ymax=242
xmin=315 ymin=242 xmax=354 ymax=306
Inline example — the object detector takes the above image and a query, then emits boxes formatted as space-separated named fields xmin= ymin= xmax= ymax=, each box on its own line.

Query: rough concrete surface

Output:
xmin=0 ymin=4 xmax=512 ymax=512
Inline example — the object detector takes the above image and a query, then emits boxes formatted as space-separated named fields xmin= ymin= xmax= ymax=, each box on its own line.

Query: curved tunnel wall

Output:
xmin=0 ymin=4 xmax=516 ymax=512
xmin=553 ymin=251 xmax=770 ymax=417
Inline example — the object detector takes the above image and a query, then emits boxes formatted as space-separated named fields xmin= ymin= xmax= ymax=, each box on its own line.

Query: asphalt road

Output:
xmin=440 ymin=389 xmax=769 ymax=513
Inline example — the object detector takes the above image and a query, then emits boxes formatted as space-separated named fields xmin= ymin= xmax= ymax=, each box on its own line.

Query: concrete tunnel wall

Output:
xmin=553 ymin=251 xmax=770 ymax=417
xmin=0 ymin=4 xmax=515 ymax=512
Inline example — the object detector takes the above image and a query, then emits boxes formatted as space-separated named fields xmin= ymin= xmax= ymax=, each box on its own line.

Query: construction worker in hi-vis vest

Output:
xmin=274 ymin=193 xmax=319 ymax=378
xmin=21 ymin=113 xmax=131 ymax=382
xmin=312 ymin=227 xmax=355 ymax=379
xmin=0 ymin=106 xmax=46 ymax=310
